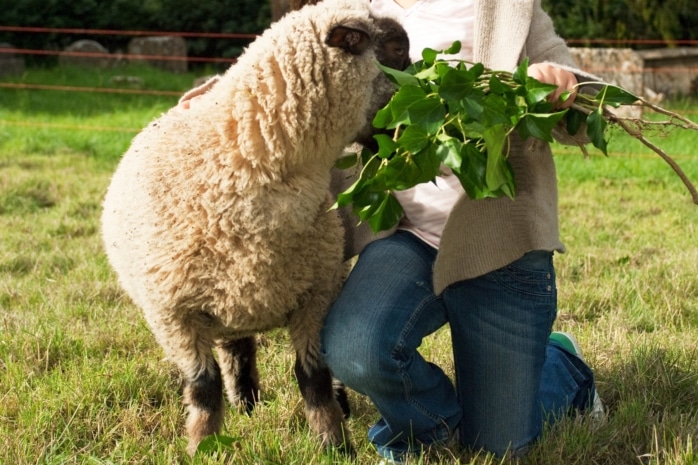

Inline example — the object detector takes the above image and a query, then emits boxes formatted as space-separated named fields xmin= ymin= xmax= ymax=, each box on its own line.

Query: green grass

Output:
xmin=1 ymin=66 xmax=698 ymax=465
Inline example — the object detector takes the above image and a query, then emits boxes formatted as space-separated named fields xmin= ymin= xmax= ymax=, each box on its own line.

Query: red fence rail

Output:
xmin=2 ymin=26 xmax=698 ymax=135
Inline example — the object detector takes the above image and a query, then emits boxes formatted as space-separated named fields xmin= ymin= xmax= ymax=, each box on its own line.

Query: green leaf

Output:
xmin=467 ymin=62 xmax=485 ymax=80
xmin=482 ymin=124 xmax=515 ymax=197
xmin=333 ymin=177 xmax=364 ymax=209
xmin=334 ymin=153 xmax=359 ymax=170
xmin=524 ymin=77 xmax=558 ymax=105
xmin=367 ymin=193 xmax=403 ymax=233
xmin=383 ymin=85 xmax=429 ymax=128
xmin=377 ymin=62 xmax=420 ymax=87
xmin=373 ymin=134 xmax=400 ymax=159
xmin=195 ymin=435 xmax=239 ymax=456
xmin=596 ymin=84 xmax=640 ymax=106
xmin=488 ymin=74 xmax=511 ymax=96
xmin=516 ymin=110 xmax=567 ymax=142
xmin=413 ymin=63 xmax=440 ymax=81
xmin=411 ymin=145 xmax=443 ymax=182
xmin=397 ymin=125 xmax=430 ymax=154
xmin=459 ymin=92 xmax=485 ymax=120
xmin=439 ymin=68 xmax=475 ymax=103
xmin=407 ymin=95 xmax=447 ymax=135
xmin=459 ymin=120 xmax=485 ymax=139
xmin=558 ymin=89 xmax=573 ymax=106
xmin=565 ymin=108 xmax=585 ymax=136
xmin=454 ymin=143 xmax=489 ymax=199
xmin=373 ymin=104 xmax=394 ymax=129
xmin=382 ymin=155 xmax=420 ymax=190
xmin=359 ymin=146 xmax=375 ymax=166
xmin=352 ymin=153 xmax=382 ymax=185
xmin=354 ymin=190 xmax=386 ymax=220
xmin=436 ymin=136 xmax=463 ymax=171
xmin=421 ymin=47 xmax=439 ymax=64
xmin=482 ymin=94 xmax=510 ymax=126
xmin=443 ymin=41 xmax=462 ymax=55
xmin=512 ymin=58 xmax=530 ymax=85
xmin=586 ymin=109 xmax=608 ymax=155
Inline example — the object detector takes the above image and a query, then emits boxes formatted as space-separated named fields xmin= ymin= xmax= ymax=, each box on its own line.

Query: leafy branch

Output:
xmin=333 ymin=41 xmax=698 ymax=233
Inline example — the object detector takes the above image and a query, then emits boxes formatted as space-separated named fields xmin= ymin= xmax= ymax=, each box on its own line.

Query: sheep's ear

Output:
xmin=325 ymin=22 xmax=371 ymax=55
xmin=179 ymin=75 xmax=220 ymax=105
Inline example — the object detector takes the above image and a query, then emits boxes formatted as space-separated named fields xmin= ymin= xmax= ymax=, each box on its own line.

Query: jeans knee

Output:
xmin=321 ymin=323 xmax=386 ymax=390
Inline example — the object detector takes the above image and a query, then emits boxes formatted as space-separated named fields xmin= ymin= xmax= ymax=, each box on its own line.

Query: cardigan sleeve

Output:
xmin=523 ymin=0 xmax=606 ymax=146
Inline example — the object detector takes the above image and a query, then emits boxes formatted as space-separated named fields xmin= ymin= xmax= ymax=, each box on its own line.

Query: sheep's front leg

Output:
xmin=216 ymin=336 xmax=260 ymax=414
xmin=332 ymin=377 xmax=351 ymax=419
xmin=293 ymin=355 xmax=353 ymax=454
xmin=289 ymin=302 xmax=353 ymax=454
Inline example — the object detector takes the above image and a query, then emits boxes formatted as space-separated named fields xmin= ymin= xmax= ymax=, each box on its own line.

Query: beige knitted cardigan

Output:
xmin=334 ymin=0 xmax=597 ymax=294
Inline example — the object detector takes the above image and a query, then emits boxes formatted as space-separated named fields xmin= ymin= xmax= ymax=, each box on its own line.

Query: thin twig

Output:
xmin=569 ymin=101 xmax=698 ymax=204
xmin=634 ymin=97 xmax=698 ymax=130
xmin=615 ymin=118 xmax=698 ymax=205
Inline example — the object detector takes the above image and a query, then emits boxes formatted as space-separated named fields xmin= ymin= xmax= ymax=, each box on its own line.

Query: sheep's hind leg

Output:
xmin=150 ymin=315 xmax=225 ymax=456
xmin=215 ymin=336 xmax=260 ymax=414
xmin=183 ymin=363 xmax=225 ymax=455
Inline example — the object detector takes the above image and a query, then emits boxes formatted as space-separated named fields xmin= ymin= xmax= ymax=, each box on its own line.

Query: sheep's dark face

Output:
xmin=372 ymin=17 xmax=411 ymax=72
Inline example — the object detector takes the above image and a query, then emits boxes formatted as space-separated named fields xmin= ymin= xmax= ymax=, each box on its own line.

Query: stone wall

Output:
xmin=127 ymin=36 xmax=188 ymax=73
xmin=637 ymin=47 xmax=698 ymax=98
xmin=51 ymin=36 xmax=188 ymax=73
xmin=0 ymin=43 xmax=26 ymax=77
xmin=58 ymin=40 xmax=111 ymax=68
xmin=570 ymin=46 xmax=698 ymax=100
xmin=569 ymin=47 xmax=644 ymax=96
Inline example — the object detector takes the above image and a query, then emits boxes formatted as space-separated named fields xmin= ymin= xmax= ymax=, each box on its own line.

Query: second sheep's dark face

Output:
xmin=324 ymin=16 xmax=410 ymax=72
xmin=371 ymin=17 xmax=411 ymax=71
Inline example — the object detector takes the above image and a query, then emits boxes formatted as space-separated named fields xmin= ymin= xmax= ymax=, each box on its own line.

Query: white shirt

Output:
xmin=369 ymin=0 xmax=475 ymax=249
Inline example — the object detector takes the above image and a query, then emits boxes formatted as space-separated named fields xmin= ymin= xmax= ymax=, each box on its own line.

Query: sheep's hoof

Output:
xmin=320 ymin=430 xmax=355 ymax=458
xmin=235 ymin=389 xmax=258 ymax=416
xmin=332 ymin=379 xmax=351 ymax=419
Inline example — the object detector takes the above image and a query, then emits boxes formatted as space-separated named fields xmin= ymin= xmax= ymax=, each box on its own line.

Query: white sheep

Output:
xmin=100 ymin=0 xmax=409 ymax=456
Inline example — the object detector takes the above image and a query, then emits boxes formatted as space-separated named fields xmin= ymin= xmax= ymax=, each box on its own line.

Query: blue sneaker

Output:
xmin=549 ymin=331 xmax=605 ymax=420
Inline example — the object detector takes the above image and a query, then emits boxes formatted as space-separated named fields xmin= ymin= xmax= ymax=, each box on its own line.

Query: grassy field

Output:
xmin=1 ymin=65 xmax=697 ymax=465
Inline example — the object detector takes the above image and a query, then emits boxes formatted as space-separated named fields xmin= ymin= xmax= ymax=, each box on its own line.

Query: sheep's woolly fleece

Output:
xmin=100 ymin=0 xmax=391 ymax=374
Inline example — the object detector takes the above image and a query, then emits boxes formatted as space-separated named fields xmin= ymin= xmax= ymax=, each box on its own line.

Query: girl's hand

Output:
xmin=527 ymin=63 xmax=578 ymax=109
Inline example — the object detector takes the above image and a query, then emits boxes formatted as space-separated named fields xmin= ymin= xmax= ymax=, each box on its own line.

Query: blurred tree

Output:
xmin=0 ymin=0 xmax=271 ymax=68
xmin=542 ymin=0 xmax=698 ymax=47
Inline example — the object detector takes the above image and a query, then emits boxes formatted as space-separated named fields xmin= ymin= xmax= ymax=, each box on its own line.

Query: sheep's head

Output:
xmin=293 ymin=0 xmax=410 ymax=71
xmin=209 ymin=0 xmax=412 ymax=177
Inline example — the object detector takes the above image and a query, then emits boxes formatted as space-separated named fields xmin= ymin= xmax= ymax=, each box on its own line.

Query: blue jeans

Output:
xmin=321 ymin=231 xmax=595 ymax=458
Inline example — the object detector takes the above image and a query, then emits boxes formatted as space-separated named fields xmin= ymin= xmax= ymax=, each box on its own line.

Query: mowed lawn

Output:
xmin=1 ymin=65 xmax=697 ymax=465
